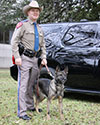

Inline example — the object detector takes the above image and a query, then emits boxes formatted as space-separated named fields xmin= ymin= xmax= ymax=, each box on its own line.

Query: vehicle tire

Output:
xmin=40 ymin=67 xmax=55 ymax=80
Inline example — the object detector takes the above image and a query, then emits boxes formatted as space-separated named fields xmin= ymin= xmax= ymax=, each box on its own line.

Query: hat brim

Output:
xmin=23 ymin=5 xmax=42 ymax=15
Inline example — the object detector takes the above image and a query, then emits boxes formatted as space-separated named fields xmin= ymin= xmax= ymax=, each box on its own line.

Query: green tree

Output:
xmin=70 ymin=0 xmax=100 ymax=21
xmin=0 ymin=0 xmax=100 ymax=30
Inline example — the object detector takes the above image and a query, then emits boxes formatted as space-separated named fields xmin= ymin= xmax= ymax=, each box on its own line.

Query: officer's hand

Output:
xmin=41 ymin=59 xmax=47 ymax=66
xmin=15 ymin=58 xmax=22 ymax=66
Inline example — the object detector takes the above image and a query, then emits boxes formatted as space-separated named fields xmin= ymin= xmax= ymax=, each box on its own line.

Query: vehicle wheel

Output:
xmin=40 ymin=67 xmax=55 ymax=80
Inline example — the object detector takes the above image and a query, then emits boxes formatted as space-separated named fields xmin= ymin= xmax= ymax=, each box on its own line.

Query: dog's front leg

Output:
xmin=58 ymin=96 xmax=64 ymax=120
xmin=47 ymin=99 xmax=51 ymax=120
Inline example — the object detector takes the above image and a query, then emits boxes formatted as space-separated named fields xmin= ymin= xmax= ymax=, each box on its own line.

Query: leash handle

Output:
xmin=40 ymin=63 xmax=54 ymax=78
xmin=44 ymin=63 xmax=54 ymax=78
xmin=40 ymin=59 xmax=54 ymax=78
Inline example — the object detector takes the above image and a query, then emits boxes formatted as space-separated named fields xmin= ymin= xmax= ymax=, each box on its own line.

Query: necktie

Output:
xmin=33 ymin=22 xmax=39 ymax=51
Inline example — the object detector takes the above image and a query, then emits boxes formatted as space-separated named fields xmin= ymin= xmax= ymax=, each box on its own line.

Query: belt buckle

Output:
xmin=34 ymin=52 xmax=36 ymax=56
xmin=34 ymin=52 xmax=37 ymax=57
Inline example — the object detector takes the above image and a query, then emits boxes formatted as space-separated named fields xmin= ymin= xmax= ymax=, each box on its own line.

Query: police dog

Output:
xmin=33 ymin=66 xmax=68 ymax=120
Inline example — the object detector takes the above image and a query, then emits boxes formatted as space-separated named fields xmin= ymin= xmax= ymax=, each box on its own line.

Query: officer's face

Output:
xmin=27 ymin=8 xmax=40 ymax=22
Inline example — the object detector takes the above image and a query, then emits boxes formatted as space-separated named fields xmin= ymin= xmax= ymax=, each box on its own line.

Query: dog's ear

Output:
xmin=56 ymin=65 xmax=60 ymax=72
xmin=64 ymin=66 xmax=68 ymax=74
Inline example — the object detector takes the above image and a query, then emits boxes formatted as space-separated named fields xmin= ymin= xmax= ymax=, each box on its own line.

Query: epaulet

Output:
xmin=16 ymin=19 xmax=29 ymax=29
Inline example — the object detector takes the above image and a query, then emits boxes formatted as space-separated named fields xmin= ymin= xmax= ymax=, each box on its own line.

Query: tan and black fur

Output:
xmin=33 ymin=66 xmax=68 ymax=120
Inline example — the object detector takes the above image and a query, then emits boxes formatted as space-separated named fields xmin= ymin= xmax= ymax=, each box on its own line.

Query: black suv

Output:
xmin=39 ymin=21 xmax=100 ymax=94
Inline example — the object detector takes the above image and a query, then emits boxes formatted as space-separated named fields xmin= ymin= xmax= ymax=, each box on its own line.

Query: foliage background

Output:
xmin=0 ymin=0 xmax=100 ymax=31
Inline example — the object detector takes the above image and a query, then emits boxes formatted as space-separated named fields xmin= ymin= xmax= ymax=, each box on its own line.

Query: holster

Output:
xmin=18 ymin=42 xmax=25 ymax=55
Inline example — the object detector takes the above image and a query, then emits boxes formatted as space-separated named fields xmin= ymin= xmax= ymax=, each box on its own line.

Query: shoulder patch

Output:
xmin=16 ymin=19 xmax=29 ymax=29
xmin=16 ymin=22 xmax=23 ymax=29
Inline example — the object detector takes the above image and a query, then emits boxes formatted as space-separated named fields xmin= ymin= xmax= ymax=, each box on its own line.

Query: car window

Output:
xmin=62 ymin=24 xmax=97 ymax=47
xmin=41 ymin=24 xmax=66 ymax=47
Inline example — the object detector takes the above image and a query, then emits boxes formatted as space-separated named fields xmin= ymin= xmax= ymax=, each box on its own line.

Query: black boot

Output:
xmin=19 ymin=115 xmax=31 ymax=120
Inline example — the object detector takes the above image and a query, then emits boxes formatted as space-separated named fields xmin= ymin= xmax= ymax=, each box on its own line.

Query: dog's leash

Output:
xmin=39 ymin=62 xmax=54 ymax=78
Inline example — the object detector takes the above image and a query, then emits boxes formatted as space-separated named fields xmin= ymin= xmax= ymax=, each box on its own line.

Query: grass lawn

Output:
xmin=0 ymin=69 xmax=100 ymax=125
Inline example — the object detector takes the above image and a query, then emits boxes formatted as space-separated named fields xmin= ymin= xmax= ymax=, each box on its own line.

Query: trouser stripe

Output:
xmin=17 ymin=66 xmax=21 ymax=116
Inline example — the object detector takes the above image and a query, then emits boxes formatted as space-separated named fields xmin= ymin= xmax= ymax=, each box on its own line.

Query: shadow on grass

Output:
xmin=64 ymin=92 xmax=100 ymax=103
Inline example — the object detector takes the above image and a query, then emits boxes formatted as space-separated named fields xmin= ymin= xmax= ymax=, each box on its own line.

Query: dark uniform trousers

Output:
xmin=17 ymin=54 xmax=39 ymax=117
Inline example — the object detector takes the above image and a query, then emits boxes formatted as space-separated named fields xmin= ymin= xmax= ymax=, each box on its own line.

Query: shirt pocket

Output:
xmin=24 ymin=30 xmax=35 ymax=41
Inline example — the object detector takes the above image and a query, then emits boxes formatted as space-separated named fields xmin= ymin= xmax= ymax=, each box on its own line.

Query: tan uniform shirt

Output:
xmin=11 ymin=18 xmax=46 ymax=60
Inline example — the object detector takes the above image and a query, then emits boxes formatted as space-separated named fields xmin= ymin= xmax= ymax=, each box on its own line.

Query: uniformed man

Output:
xmin=11 ymin=1 xmax=47 ymax=120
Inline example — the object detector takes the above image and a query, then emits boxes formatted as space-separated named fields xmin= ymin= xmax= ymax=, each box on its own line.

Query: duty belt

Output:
xmin=23 ymin=49 xmax=37 ymax=58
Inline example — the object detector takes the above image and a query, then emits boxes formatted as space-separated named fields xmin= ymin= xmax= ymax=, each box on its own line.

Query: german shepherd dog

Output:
xmin=33 ymin=66 xmax=68 ymax=120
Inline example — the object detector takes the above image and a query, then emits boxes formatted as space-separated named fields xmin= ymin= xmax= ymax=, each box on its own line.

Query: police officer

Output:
xmin=11 ymin=1 xmax=47 ymax=120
